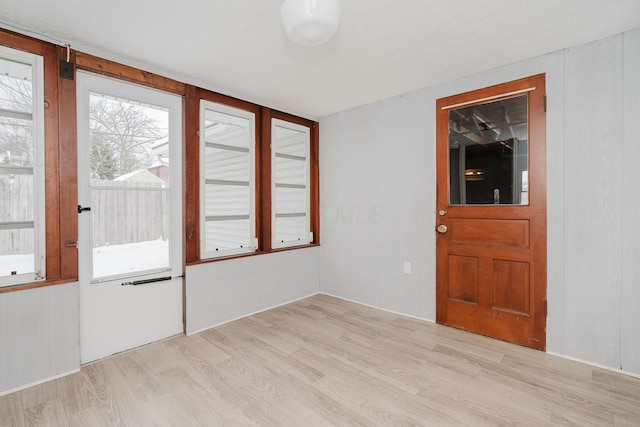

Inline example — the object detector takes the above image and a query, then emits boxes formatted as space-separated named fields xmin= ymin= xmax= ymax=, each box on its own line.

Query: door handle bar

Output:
xmin=122 ymin=276 xmax=172 ymax=286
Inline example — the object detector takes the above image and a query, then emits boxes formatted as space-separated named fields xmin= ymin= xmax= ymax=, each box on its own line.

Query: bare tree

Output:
xmin=89 ymin=96 xmax=163 ymax=179
xmin=0 ymin=74 xmax=164 ymax=178
xmin=0 ymin=75 xmax=34 ymax=166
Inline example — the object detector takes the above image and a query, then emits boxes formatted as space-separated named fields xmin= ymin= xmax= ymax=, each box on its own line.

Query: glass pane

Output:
xmin=274 ymin=156 xmax=306 ymax=186
xmin=274 ymin=125 xmax=306 ymax=157
xmin=205 ymin=220 xmax=251 ymax=251
xmin=272 ymin=122 xmax=309 ymax=246
xmin=0 ymin=228 xmax=34 ymax=276
xmin=203 ymin=109 xmax=251 ymax=149
xmin=0 ymin=117 xmax=34 ymax=167
xmin=0 ymin=57 xmax=36 ymax=280
xmin=201 ymin=105 xmax=254 ymax=256
xmin=448 ymin=94 xmax=528 ymax=205
xmin=0 ymin=171 xmax=33 ymax=222
xmin=204 ymin=146 xmax=249 ymax=182
xmin=88 ymin=93 xmax=171 ymax=280
xmin=274 ymin=216 xmax=307 ymax=244
xmin=0 ymin=57 xmax=32 ymax=113
xmin=274 ymin=186 xmax=306 ymax=215
xmin=204 ymin=184 xmax=250 ymax=217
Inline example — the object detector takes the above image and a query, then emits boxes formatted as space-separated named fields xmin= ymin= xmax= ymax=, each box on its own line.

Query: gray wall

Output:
xmin=185 ymin=247 xmax=320 ymax=334
xmin=0 ymin=283 xmax=79 ymax=394
xmin=319 ymin=28 xmax=640 ymax=375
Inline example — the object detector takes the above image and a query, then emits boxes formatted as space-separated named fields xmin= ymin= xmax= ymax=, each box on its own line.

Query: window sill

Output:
xmin=0 ymin=277 xmax=79 ymax=294
xmin=187 ymin=242 xmax=320 ymax=267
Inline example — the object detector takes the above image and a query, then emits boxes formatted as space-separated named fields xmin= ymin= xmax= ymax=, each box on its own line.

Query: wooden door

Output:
xmin=435 ymin=74 xmax=547 ymax=350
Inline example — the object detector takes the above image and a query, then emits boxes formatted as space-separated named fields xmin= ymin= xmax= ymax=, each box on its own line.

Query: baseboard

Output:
xmin=547 ymin=351 xmax=640 ymax=380
xmin=186 ymin=292 xmax=322 ymax=336
xmin=0 ymin=368 xmax=80 ymax=398
xmin=318 ymin=292 xmax=436 ymax=324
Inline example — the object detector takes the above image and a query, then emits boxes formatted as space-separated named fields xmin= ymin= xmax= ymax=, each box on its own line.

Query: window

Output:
xmin=271 ymin=119 xmax=312 ymax=248
xmin=199 ymin=100 xmax=257 ymax=258
xmin=185 ymin=89 xmax=319 ymax=264
xmin=0 ymin=46 xmax=45 ymax=287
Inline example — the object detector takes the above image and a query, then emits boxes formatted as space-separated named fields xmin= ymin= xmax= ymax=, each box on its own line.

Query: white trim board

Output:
xmin=547 ymin=351 xmax=640 ymax=381
xmin=318 ymin=292 xmax=437 ymax=325
xmin=0 ymin=368 xmax=80 ymax=398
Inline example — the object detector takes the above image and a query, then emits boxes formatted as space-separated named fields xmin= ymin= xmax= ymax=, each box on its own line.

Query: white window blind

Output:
xmin=200 ymin=100 xmax=257 ymax=258
xmin=271 ymin=119 xmax=311 ymax=249
xmin=0 ymin=46 xmax=45 ymax=287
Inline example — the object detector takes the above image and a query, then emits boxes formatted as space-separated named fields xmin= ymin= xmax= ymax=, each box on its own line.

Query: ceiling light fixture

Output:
xmin=280 ymin=0 xmax=340 ymax=46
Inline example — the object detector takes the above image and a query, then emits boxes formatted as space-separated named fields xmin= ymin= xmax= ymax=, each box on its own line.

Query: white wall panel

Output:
xmin=0 ymin=283 xmax=79 ymax=395
xmin=185 ymin=248 xmax=320 ymax=334
xmin=621 ymin=28 xmax=640 ymax=374
xmin=318 ymin=113 xmax=342 ymax=295
xmin=563 ymin=34 xmax=624 ymax=368
xmin=320 ymin=104 xmax=382 ymax=306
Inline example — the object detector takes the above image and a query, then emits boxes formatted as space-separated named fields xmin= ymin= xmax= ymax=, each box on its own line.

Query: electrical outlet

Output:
xmin=403 ymin=261 xmax=411 ymax=274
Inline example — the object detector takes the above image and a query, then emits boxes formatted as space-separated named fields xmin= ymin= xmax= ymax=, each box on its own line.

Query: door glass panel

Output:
xmin=449 ymin=94 xmax=528 ymax=205
xmin=88 ymin=92 xmax=170 ymax=280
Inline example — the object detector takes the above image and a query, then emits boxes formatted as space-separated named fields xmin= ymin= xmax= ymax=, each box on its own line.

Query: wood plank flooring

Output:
xmin=1 ymin=294 xmax=639 ymax=426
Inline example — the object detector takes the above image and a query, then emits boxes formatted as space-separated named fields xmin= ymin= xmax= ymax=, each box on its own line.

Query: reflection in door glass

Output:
xmin=88 ymin=93 xmax=170 ymax=279
xmin=449 ymin=95 xmax=528 ymax=205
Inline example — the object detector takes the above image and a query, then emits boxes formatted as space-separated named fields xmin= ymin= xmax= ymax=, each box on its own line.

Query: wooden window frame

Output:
xmin=198 ymin=98 xmax=259 ymax=259
xmin=0 ymin=29 xmax=77 ymax=293
xmin=185 ymin=89 xmax=319 ymax=265
xmin=0 ymin=28 xmax=319 ymax=293
xmin=262 ymin=108 xmax=319 ymax=252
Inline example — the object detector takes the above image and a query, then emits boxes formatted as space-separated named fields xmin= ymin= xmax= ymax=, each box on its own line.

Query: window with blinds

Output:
xmin=271 ymin=119 xmax=311 ymax=248
xmin=199 ymin=100 xmax=257 ymax=258
xmin=0 ymin=46 xmax=45 ymax=287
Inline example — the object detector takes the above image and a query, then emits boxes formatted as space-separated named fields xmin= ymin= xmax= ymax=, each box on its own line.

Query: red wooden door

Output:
xmin=435 ymin=74 xmax=547 ymax=350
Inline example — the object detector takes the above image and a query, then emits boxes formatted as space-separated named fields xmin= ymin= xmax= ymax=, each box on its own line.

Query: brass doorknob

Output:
xmin=437 ymin=224 xmax=448 ymax=234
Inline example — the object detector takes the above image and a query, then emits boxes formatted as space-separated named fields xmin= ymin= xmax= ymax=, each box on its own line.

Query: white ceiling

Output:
xmin=2 ymin=0 xmax=639 ymax=119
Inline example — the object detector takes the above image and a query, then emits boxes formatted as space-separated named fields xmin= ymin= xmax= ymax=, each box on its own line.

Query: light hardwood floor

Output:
xmin=1 ymin=294 xmax=639 ymax=426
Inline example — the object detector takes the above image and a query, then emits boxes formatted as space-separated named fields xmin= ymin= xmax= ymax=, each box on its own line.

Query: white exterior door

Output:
xmin=76 ymin=72 xmax=183 ymax=363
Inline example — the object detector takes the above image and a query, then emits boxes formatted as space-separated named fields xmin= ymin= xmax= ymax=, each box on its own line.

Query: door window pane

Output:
xmin=88 ymin=93 xmax=171 ymax=280
xmin=449 ymin=94 xmax=528 ymax=205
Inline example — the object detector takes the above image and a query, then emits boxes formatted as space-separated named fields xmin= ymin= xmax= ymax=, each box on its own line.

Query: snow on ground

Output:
xmin=92 ymin=238 xmax=169 ymax=279
xmin=1 ymin=239 xmax=170 ymax=280
xmin=0 ymin=254 xmax=33 ymax=277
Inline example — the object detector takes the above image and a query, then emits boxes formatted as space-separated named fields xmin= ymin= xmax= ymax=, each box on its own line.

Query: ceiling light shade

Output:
xmin=280 ymin=0 xmax=340 ymax=46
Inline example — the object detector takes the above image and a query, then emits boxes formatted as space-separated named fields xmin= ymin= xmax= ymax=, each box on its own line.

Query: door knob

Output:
xmin=437 ymin=224 xmax=448 ymax=234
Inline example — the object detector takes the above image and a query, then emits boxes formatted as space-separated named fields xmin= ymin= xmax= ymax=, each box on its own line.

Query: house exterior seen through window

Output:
xmin=271 ymin=118 xmax=312 ymax=248
xmin=199 ymin=100 xmax=257 ymax=259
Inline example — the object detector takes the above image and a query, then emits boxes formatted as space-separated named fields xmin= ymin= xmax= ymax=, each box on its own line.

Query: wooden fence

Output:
xmin=0 ymin=173 xmax=33 ymax=254
xmin=90 ymin=179 xmax=168 ymax=247
xmin=0 ymin=177 xmax=168 ymax=254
